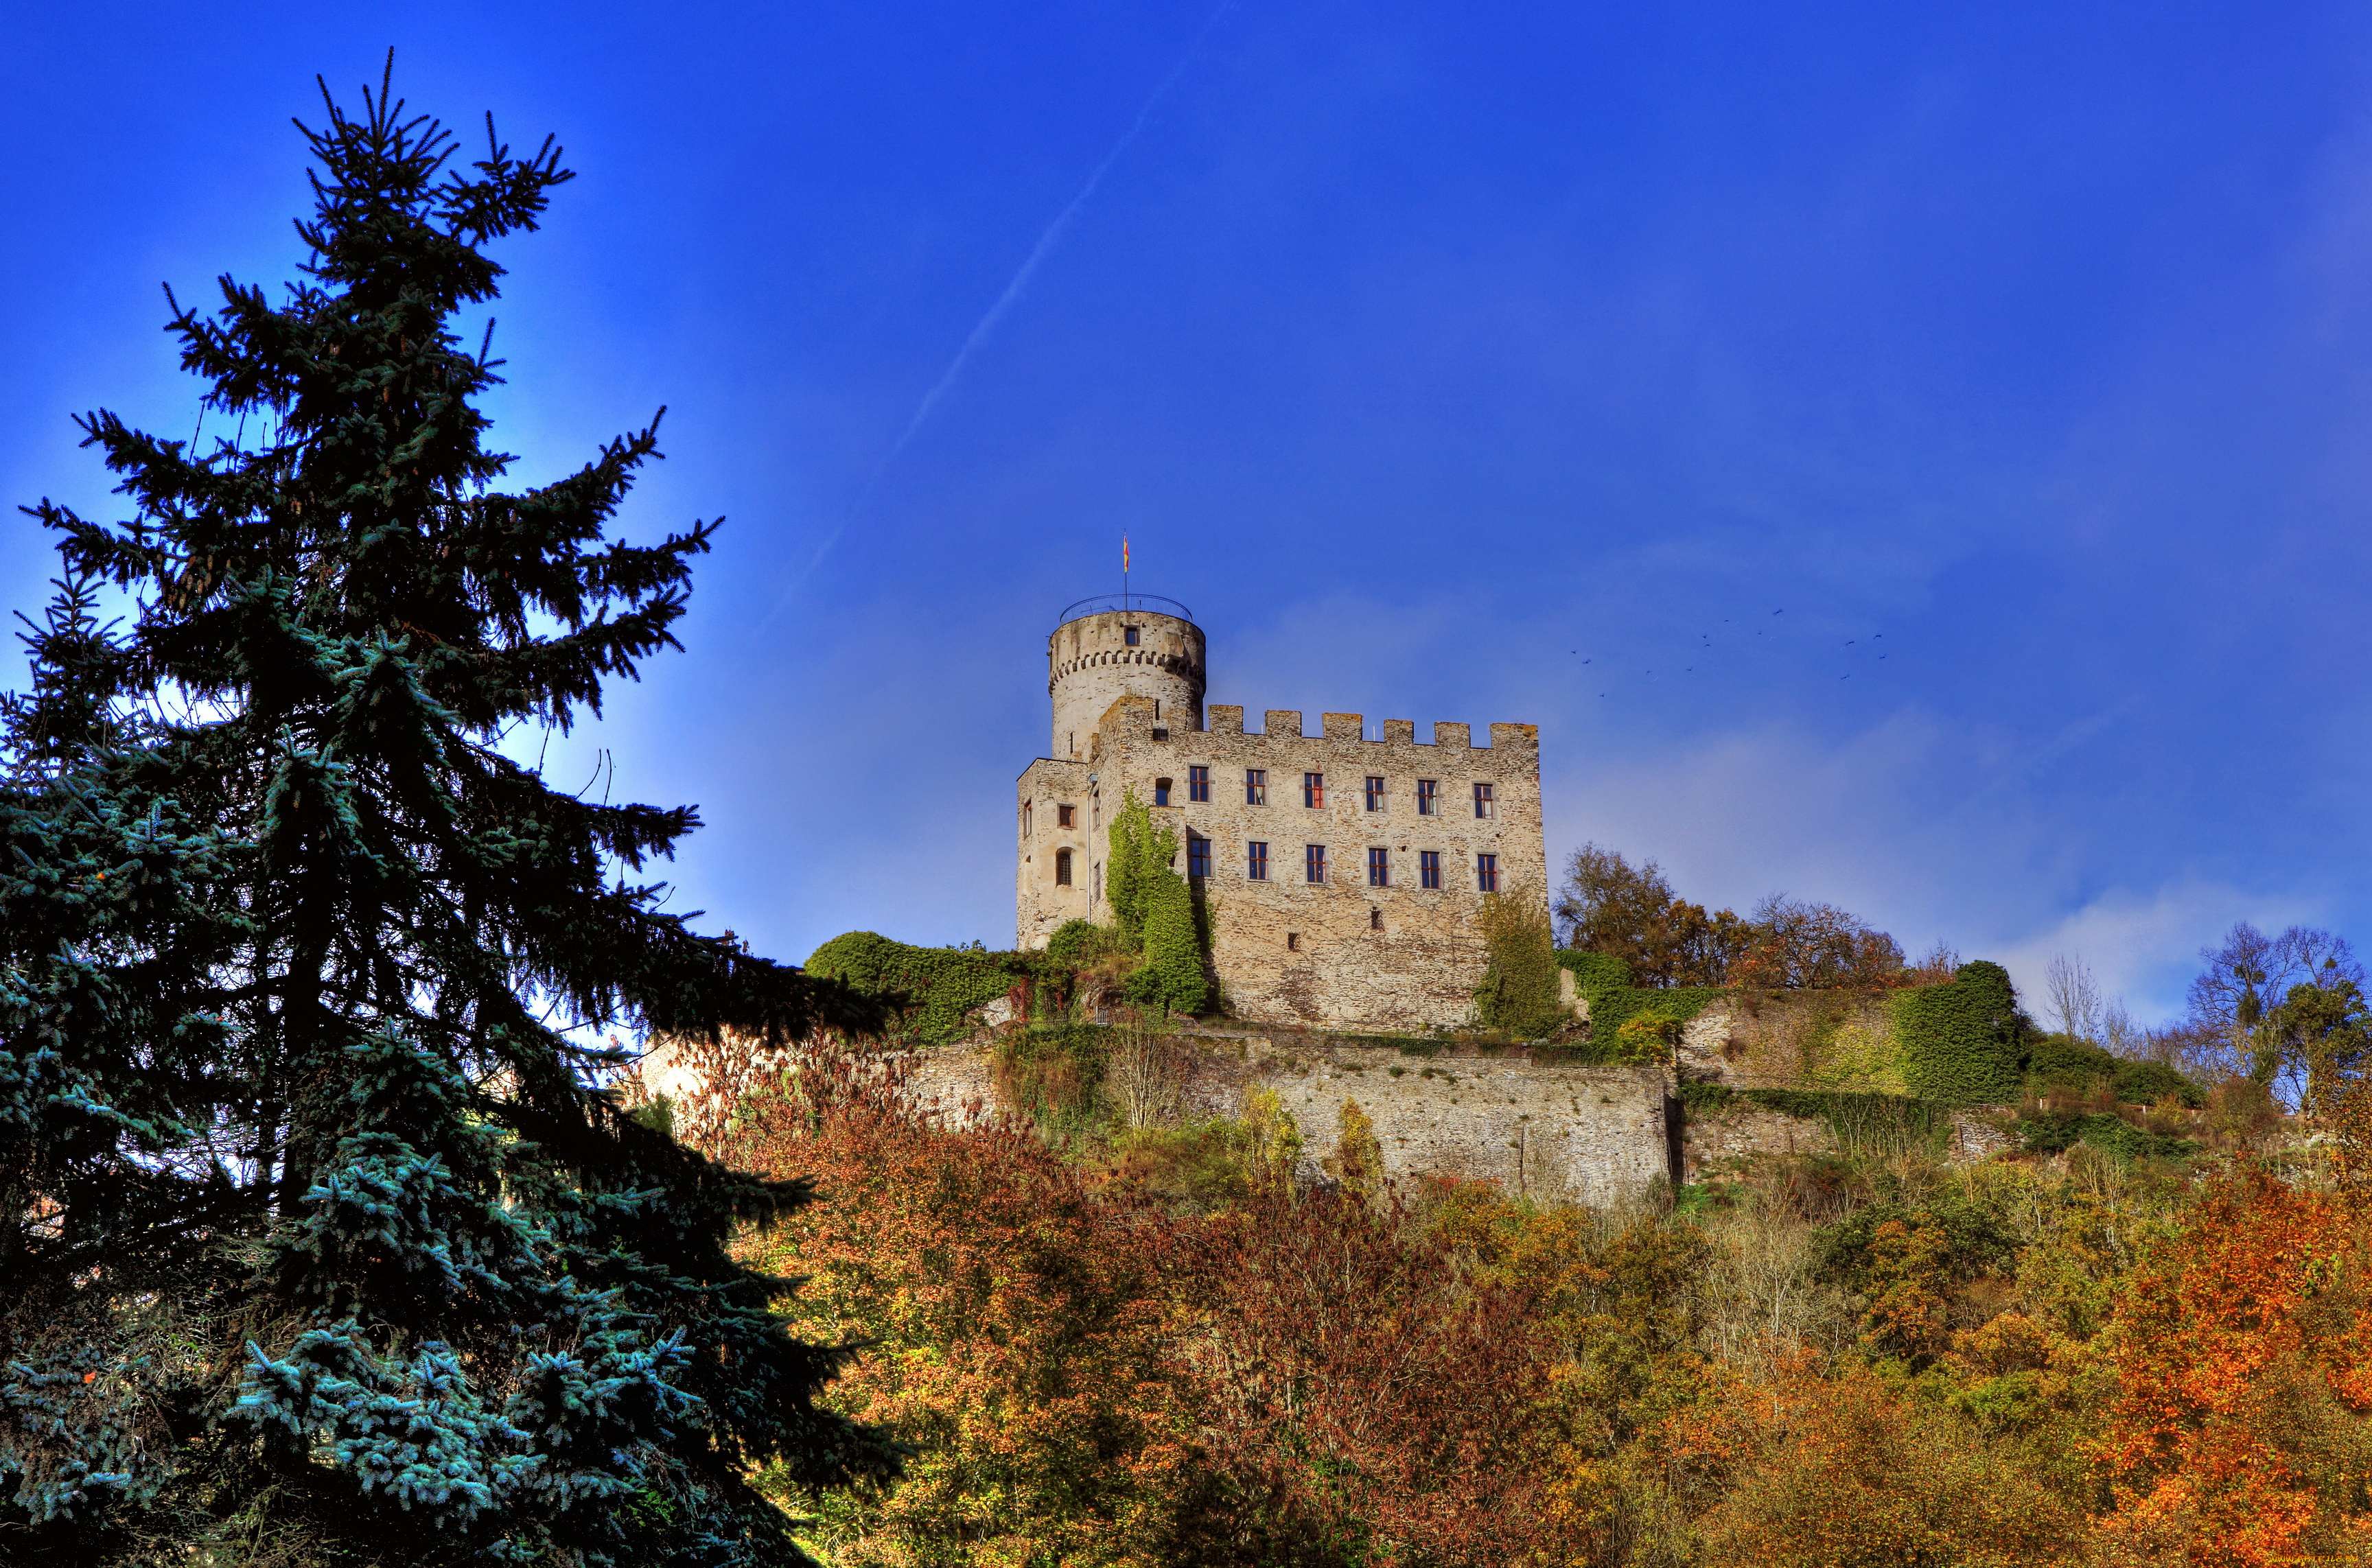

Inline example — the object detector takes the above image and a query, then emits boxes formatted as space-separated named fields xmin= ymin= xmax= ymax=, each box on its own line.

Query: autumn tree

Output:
xmin=1554 ymin=843 xmax=1752 ymax=987
xmin=2093 ymin=1165 xmax=2372 ymax=1566
xmin=1555 ymin=843 xmax=1907 ymax=990
xmin=2187 ymin=922 xmax=2371 ymax=1104
xmin=730 ymin=1064 xmax=1198 ymax=1568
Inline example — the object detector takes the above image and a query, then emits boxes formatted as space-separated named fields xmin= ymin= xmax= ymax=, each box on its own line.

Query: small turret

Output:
xmin=1046 ymin=594 xmax=1205 ymax=761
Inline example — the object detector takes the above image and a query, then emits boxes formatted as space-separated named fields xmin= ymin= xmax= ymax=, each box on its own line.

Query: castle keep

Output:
xmin=1015 ymin=596 xmax=1548 ymax=1031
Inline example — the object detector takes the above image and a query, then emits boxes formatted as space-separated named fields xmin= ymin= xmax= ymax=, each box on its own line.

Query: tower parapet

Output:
xmin=1047 ymin=596 xmax=1205 ymax=762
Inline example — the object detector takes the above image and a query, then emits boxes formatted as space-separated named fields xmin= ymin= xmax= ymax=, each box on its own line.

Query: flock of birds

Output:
xmin=1571 ymin=609 xmax=1890 ymax=699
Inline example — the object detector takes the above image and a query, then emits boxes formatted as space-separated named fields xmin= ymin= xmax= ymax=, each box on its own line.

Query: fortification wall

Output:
xmin=903 ymin=1033 xmax=1671 ymax=1207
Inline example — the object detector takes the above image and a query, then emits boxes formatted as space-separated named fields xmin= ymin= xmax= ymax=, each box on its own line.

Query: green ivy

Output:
xmin=2014 ymin=1110 xmax=2197 ymax=1163
xmin=1894 ymin=960 xmax=2026 ymax=1105
xmin=2026 ymin=1033 xmax=2205 ymax=1107
xmin=805 ymin=931 xmax=1027 ymax=1044
xmin=1555 ymin=949 xmax=1729 ymax=1038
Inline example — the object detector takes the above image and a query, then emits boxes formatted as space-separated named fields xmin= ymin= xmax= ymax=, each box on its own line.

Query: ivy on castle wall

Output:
xmin=1892 ymin=960 xmax=2027 ymax=1105
xmin=1555 ymin=950 xmax=1730 ymax=1043
xmin=1564 ymin=950 xmax=2039 ymax=1107
xmin=806 ymin=931 xmax=1028 ymax=1045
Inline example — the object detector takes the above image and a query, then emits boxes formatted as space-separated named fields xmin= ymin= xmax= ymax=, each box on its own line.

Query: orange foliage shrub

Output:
xmin=2093 ymin=1162 xmax=2372 ymax=1567
xmin=1700 ymin=1357 xmax=2082 ymax=1566
xmin=730 ymin=1071 xmax=1199 ymax=1567
xmin=1156 ymin=1184 xmax=1566 ymax=1565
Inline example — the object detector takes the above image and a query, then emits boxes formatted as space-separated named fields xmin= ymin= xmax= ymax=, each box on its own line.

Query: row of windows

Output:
xmin=1186 ymin=839 xmax=1498 ymax=892
xmin=1036 ymin=777 xmax=1496 ymax=832
xmin=1054 ymin=843 xmax=1500 ymax=893
xmin=1168 ymin=767 xmax=1495 ymax=817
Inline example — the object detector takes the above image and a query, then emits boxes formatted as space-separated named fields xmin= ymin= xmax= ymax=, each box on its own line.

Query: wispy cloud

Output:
xmin=767 ymin=1 xmax=1237 ymax=615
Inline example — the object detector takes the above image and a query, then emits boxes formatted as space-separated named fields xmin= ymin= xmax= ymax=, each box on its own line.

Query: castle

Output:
xmin=1014 ymin=595 xmax=1548 ymax=1032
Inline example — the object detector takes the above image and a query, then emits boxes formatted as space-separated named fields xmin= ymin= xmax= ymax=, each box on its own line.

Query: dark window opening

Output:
xmin=1370 ymin=908 xmax=1383 ymax=931
xmin=1477 ymin=853 xmax=1498 ymax=893
xmin=1416 ymin=779 xmax=1440 ymax=815
xmin=1367 ymin=847 xmax=1388 ymax=887
xmin=1124 ymin=625 xmax=1141 ymax=646
xmin=1474 ymin=782 xmax=1495 ymax=819
xmin=1056 ymin=849 xmax=1073 ymax=886
xmin=1303 ymin=771 xmax=1325 ymax=808
xmin=1419 ymin=850 xmax=1442 ymax=889
xmin=1286 ymin=932 xmax=1299 ymax=952
xmin=1246 ymin=769 xmax=1267 ymax=806
xmin=1187 ymin=834 xmax=1211 ymax=879
xmin=1154 ymin=777 xmax=1173 ymax=807
xmin=1305 ymin=843 xmax=1327 ymax=884
xmin=1057 ymin=803 xmax=1075 ymax=828
xmin=1247 ymin=841 xmax=1270 ymax=880
xmin=1189 ymin=765 xmax=1211 ymax=802
xmin=1364 ymin=775 xmax=1385 ymax=811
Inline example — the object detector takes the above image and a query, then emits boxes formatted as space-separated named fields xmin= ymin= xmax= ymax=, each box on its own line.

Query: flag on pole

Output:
xmin=1122 ymin=535 xmax=1130 ymax=574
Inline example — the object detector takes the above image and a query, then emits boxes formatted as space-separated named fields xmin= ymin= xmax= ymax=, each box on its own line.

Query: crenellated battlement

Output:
xmin=1201 ymin=705 xmax=1538 ymax=757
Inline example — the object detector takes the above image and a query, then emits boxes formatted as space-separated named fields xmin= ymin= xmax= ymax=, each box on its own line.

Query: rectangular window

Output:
xmin=1367 ymin=847 xmax=1389 ymax=887
xmin=1416 ymin=779 xmax=1439 ymax=816
xmin=1023 ymin=801 xmax=1032 ymax=837
xmin=1124 ymin=625 xmax=1140 ymax=646
xmin=1057 ymin=804 xmax=1075 ymax=828
xmin=1187 ymin=834 xmax=1211 ymax=879
xmin=1056 ymin=848 xmax=1072 ymax=885
xmin=1370 ymin=908 xmax=1382 ymax=931
xmin=1364 ymin=775 xmax=1385 ymax=811
xmin=1419 ymin=850 xmax=1442 ymax=889
xmin=1305 ymin=844 xmax=1327 ymax=883
xmin=1189 ymin=765 xmax=1211 ymax=802
xmin=1247 ymin=841 xmax=1269 ymax=880
xmin=1474 ymin=782 xmax=1495 ymax=819
xmin=1303 ymin=771 xmax=1325 ymax=808
xmin=1476 ymin=853 xmax=1499 ymax=893
xmin=1154 ymin=777 xmax=1172 ymax=807
xmin=1246 ymin=769 xmax=1267 ymax=806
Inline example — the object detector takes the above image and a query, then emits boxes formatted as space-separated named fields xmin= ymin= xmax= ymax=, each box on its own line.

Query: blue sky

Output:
xmin=8 ymin=3 xmax=2372 ymax=1024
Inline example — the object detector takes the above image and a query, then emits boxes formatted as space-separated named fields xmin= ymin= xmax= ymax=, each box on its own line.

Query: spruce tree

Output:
xmin=0 ymin=64 xmax=892 ymax=1565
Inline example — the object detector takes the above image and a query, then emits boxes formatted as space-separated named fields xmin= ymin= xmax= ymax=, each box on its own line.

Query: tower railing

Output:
xmin=1056 ymin=593 xmax=1194 ymax=627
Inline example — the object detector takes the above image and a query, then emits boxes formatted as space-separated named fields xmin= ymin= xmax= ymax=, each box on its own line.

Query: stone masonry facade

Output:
xmin=1015 ymin=602 xmax=1548 ymax=1032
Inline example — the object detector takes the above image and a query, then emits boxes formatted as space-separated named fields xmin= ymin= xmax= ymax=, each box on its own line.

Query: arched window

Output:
xmin=1055 ymin=848 xmax=1073 ymax=886
xmin=1022 ymin=801 xmax=1033 ymax=837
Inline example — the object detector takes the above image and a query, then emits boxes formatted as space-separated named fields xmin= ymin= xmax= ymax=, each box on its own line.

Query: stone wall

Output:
xmin=640 ymin=1021 xmax=2018 ymax=1210
xmin=902 ymin=1030 xmax=1673 ymax=1208
xmin=1677 ymin=1095 xmax=2014 ymax=1181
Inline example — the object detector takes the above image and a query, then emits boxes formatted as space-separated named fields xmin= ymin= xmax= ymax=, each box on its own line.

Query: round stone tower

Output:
xmin=1047 ymin=595 xmax=1205 ymax=760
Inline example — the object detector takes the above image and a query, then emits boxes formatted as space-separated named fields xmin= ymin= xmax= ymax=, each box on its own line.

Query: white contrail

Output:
xmin=771 ymin=3 xmax=1235 ymax=610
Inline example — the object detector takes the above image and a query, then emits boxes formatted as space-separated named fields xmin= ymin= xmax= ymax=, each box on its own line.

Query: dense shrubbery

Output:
xmin=710 ymin=1032 xmax=2372 ymax=1567
xmin=806 ymin=931 xmax=1027 ymax=1044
